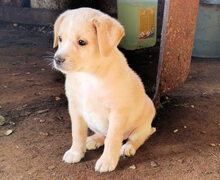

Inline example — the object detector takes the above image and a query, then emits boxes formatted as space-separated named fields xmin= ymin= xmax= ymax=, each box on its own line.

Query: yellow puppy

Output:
xmin=53 ymin=8 xmax=156 ymax=173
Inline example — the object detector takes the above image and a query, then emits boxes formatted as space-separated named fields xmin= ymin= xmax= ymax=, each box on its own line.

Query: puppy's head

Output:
xmin=53 ymin=8 xmax=124 ymax=74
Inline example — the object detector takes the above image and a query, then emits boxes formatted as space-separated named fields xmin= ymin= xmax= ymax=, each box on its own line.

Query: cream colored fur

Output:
xmin=53 ymin=8 xmax=156 ymax=173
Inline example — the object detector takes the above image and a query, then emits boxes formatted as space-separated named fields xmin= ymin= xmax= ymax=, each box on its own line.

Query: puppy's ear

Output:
xmin=92 ymin=15 xmax=125 ymax=56
xmin=53 ymin=11 xmax=68 ymax=48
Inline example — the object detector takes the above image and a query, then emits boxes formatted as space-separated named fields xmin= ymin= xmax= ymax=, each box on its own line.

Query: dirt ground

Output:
xmin=0 ymin=23 xmax=219 ymax=180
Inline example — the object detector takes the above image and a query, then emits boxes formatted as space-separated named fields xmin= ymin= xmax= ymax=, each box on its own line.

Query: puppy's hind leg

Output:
xmin=120 ymin=110 xmax=156 ymax=157
xmin=86 ymin=132 xmax=105 ymax=150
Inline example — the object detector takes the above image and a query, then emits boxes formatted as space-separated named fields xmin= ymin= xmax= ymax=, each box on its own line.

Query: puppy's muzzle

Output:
xmin=54 ymin=56 xmax=65 ymax=65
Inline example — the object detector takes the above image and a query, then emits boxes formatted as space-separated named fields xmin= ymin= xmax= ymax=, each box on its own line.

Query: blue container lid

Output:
xmin=118 ymin=0 xmax=158 ymax=2
xmin=200 ymin=0 xmax=220 ymax=5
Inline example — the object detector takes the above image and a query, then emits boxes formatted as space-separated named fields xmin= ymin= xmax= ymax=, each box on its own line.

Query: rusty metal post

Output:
xmin=154 ymin=0 xmax=199 ymax=107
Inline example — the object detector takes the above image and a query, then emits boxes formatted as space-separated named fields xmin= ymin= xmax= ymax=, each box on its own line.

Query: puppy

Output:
xmin=53 ymin=8 xmax=156 ymax=173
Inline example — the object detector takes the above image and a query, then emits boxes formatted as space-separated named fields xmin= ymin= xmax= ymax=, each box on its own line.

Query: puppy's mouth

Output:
xmin=53 ymin=60 xmax=64 ymax=71
xmin=53 ymin=58 xmax=73 ymax=74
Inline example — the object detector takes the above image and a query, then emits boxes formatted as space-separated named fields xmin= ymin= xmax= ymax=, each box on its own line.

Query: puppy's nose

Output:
xmin=54 ymin=56 xmax=65 ymax=65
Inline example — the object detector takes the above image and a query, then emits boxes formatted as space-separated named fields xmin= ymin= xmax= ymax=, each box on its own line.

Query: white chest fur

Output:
xmin=65 ymin=72 xmax=109 ymax=135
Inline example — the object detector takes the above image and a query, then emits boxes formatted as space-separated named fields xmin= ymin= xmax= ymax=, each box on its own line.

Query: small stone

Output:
xmin=9 ymin=121 xmax=16 ymax=125
xmin=3 ymin=85 xmax=7 ymax=88
xmin=39 ymin=132 xmax=48 ymax=136
xmin=173 ymin=129 xmax=178 ymax=133
xmin=11 ymin=73 xmax=21 ymax=76
xmin=26 ymin=72 xmax=30 ymax=75
xmin=39 ymin=119 xmax=46 ymax=123
xmin=37 ymin=109 xmax=49 ymax=114
xmin=209 ymin=143 xmax=216 ymax=147
xmin=184 ymin=126 xmax=187 ymax=129
xmin=11 ymin=61 xmax=20 ymax=65
xmin=34 ymin=92 xmax=42 ymax=96
xmin=13 ymin=23 xmax=18 ymax=27
xmin=150 ymin=161 xmax=158 ymax=168
xmin=0 ymin=115 xmax=6 ymax=126
xmin=41 ymin=68 xmax=45 ymax=71
xmin=218 ymin=123 xmax=220 ymax=126
xmin=48 ymin=165 xmax=55 ymax=170
xmin=4 ymin=129 xmax=13 ymax=136
xmin=20 ymin=111 xmax=31 ymax=117
xmin=27 ymin=79 xmax=34 ymax=82
xmin=0 ymin=105 xmax=2 ymax=109
xmin=200 ymin=131 xmax=206 ymax=134
xmin=191 ymin=105 xmax=195 ymax=108
xmin=22 ymin=104 xmax=28 ymax=108
xmin=178 ymin=158 xmax=185 ymax=164
xmin=159 ymin=103 xmax=164 ymax=109
xmin=16 ymin=107 xmax=22 ymax=111
xmin=128 ymin=165 xmax=136 ymax=170
xmin=55 ymin=96 xmax=61 ymax=101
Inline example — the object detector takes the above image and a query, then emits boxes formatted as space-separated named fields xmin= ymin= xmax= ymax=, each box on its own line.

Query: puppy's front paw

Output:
xmin=86 ymin=136 xmax=103 ymax=150
xmin=62 ymin=149 xmax=84 ymax=163
xmin=120 ymin=143 xmax=136 ymax=157
xmin=95 ymin=155 xmax=118 ymax=173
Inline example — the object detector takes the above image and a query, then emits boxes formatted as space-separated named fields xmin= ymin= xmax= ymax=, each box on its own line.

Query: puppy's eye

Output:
xmin=58 ymin=36 xmax=62 ymax=42
xmin=78 ymin=40 xmax=87 ymax=46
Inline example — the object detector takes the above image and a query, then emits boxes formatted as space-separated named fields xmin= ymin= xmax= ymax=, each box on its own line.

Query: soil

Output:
xmin=0 ymin=22 xmax=219 ymax=180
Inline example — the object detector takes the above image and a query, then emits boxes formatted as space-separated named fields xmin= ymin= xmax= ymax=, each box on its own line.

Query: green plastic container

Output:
xmin=117 ymin=0 xmax=158 ymax=50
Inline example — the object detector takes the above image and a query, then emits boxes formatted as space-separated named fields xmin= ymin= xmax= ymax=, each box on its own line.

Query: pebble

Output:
xmin=11 ymin=73 xmax=21 ymax=76
xmin=22 ymin=104 xmax=28 ymax=108
xmin=4 ymin=129 xmax=13 ymax=136
xmin=27 ymin=79 xmax=34 ymax=82
xmin=9 ymin=121 xmax=16 ymax=125
xmin=20 ymin=111 xmax=31 ymax=117
xmin=34 ymin=92 xmax=42 ymax=96
xmin=11 ymin=61 xmax=20 ymax=65
xmin=55 ymin=96 xmax=61 ymax=101
xmin=0 ymin=105 xmax=2 ymax=109
xmin=13 ymin=23 xmax=18 ymax=27
xmin=184 ymin=126 xmax=187 ymax=129
xmin=37 ymin=109 xmax=49 ymax=114
xmin=191 ymin=105 xmax=195 ymax=108
xmin=41 ymin=68 xmax=45 ymax=71
xmin=173 ymin=129 xmax=178 ymax=133
xmin=178 ymin=158 xmax=185 ymax=164
xmin=39 ymin=119 xmax=46 ymax=123
xmin=128 ymin=165 xmax=136 ymax=170
xmin=200 ymin=131 xmax=206 ymax=134
xmin=150 ymin=161 xmax=159 ymax=168
xmin=0 ymin=115 xmax=5 ymax=126
xmin=48 ymin=165 xmax=55 ymax=170
xmin=16 ymin=107 xmax=22 ymax=111
xmin=3 ymin=85 xmax=7 ymax=88
xmin=209 ymin=143 xmax=216 ymax=147
xmin=26 ymin=72 xmax=30 ymax=75
xmin=39 ymin=132 xmax=48 ymax=136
